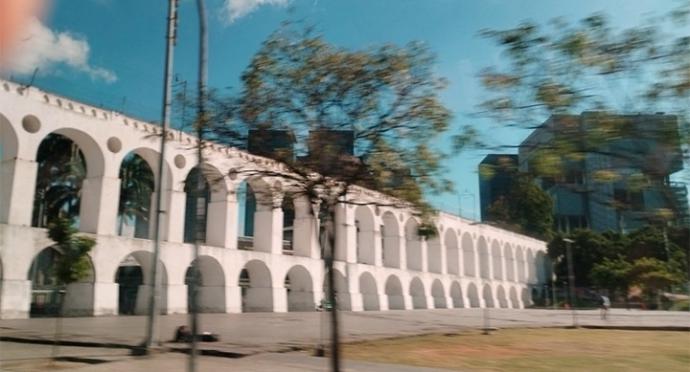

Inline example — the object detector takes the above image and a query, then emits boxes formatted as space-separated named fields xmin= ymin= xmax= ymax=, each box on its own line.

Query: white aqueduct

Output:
xmin=0 ymin=80 xmax=548 ymax=319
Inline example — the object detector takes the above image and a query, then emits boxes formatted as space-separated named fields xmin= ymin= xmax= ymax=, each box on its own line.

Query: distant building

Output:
xmin=247 ymin=129 xmax=296 ymax=163
xmin=478 ymin=154 xmax=518 ymax=222
xmin=519 ymin=112 xmax=688 ymax=233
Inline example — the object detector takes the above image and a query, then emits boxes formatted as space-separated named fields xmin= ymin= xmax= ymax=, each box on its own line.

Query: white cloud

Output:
xmin=223 ymin=0 xmax=290 ymax=24
xmin=6 ymin=18 xmax=117 ymax=83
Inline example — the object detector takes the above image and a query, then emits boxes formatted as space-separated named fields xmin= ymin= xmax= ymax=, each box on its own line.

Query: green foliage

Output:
xmin=549 ymin=226 xmax=687 ymax=301
xmin=47 ymin=217 xmax=95 ymax=286
xmin=117 ymin=153 xmax=154 ymax=236
xmin=231 ymin=23 xmax=453 ymax=220
xmin=487 ymin=176 xmax=554 ymax=239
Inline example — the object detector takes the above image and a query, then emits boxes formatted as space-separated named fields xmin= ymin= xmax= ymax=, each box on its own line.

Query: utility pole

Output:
xmin=146 ymin=0 xmax=178 ymax=350
xmin=188 ymin=1 xmax=208 ymax=371
xmin=564 ymin=238 xmax=578 ymax=328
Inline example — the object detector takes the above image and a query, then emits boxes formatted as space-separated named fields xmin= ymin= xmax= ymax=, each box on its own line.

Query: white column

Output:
xmin=80 ymin=175 xmax=121 ymax=235
xmin=420 ymin=239 xmax=429 ymax=272
xmin=164 ymin=283 xmax=188 ymax=314
xmin=0 ymin=279 xmax=31 ymax=319
xmin=164 ymin=189 xmax=186 ymax=243
xmin=0 ymin=158 xmax=37 ymax=226
xmin=335 ymin=204 xmax=357 ymax=263
xmin=398 ymin=232 xmax=407 ymax=270
xmin=373 ymin=226 xmax=383 ymax=267
xmin=225 ymin=286 xmax=241 ymax=313
xmin=272 ymin=287 xmax=288 ymax=312
xmin=253 ymin=202 xmax=283 ymax=255
xmin=93 ymin=282 xmax=118 ymax=316
xmin=206 ymin=193 xmax=238 ymax=249
xmin=293 ymin=197 xmax=320 ymax=258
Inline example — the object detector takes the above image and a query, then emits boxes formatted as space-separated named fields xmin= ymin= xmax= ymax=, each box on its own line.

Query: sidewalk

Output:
xmin=1 ymin=309 xmax=688 ymax=356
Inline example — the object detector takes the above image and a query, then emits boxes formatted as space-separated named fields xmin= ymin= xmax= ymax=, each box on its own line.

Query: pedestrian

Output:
xmin=599 ymin=295 xmax=610 ymax=320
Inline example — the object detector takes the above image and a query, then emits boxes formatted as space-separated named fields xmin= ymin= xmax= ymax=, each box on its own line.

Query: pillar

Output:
xmin=0 ymin=158 xmax=37 ymax=226
xmin=253 ymin=202 xmax=283 ymax=254
xmin=92 ymin=282 xmax=118 ymax=316
xmin=206 ymin=194 xmax=238 ymax=249
xmin=0 ymin=279 xmax=31 ymax=319
xmin=225 ymin=286 xmax=241 ymax=313
xmin=80 ymin=175 xmax=121 ymax=235
xmin=335 ymin=204 xmax=357 ymax=263
xmin=272 ymin=287 xmax=288 ymax=313
xmin=163 ymin=189 xmax=186 ymax=243
xmin=373 ymin=226 xmax=383 ymax=267
xmin=293 ymin=197 xmax=320 ymax=258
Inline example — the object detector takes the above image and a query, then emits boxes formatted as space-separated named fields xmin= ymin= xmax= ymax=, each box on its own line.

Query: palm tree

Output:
xmin=118 ymin=154 xmax=154 ymax=238
xmin=32 ymin=134 xmax=87 ymax=228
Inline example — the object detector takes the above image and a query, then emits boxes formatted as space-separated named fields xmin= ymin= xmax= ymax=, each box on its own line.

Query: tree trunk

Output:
xmin=321 ymin=203 xmax=341 ymax=372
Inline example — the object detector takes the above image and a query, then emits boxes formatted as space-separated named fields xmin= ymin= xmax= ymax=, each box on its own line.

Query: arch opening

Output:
xmin=115 ymin=251 xmax=168 ymax=315
xmin=358 ymin=272 xmax=379 ymax=311
xmin=431 ymin=279 xmax=447 ymax=309
xmin=482 ymin=284 xmax=494 ymax=308
xmin=28 ymin=247 xmax=95 ymax=317
xmin=117 ymin=152 xmax=154 ymax=239
xmin=384 ymin=275 xmax=404 ymax=310
xmin=466 ymin=282 xmax=480 ymax=308
xmin=285 ymin=265 xmax=314 ymax=311
xmin=445 ymin=230 xmax=459 ymax=275
xmin=185 ymin=256 xmax=226 ymax=313
xmin=405 ymin=219 xmax=422 ymax=271
xmin=323 ymin=269 xmax=350 ymax=311
xmin=450 ymin=281 xmax=464 ymax=308
xmin=462 ymin=233 xmax=476 ymax=277
xmin=497 ymin=285 xmax=509 ymax=308
xmin=409 ymin=277 xmax=427 ymax=309
xmin=381 ymin=212 xmax=400 ymax=268
xmin=509 ymin=286 xmax=520 ymax=309
xmin=240 ymin=260 xmax=273 ymax=312
xmin=478 ymin=237 xmax=490 ymax=279
xmin=427 ymin=229 xmax=442 ymax=274
xmin=31 ymin=133 xmax=87 ymax=228
xmin=355 ymin=206 xmax=376 ymax=265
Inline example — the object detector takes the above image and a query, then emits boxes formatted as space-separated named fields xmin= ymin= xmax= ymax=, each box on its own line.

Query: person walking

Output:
xmin=599 ymin=295 xmax=611 ymax=320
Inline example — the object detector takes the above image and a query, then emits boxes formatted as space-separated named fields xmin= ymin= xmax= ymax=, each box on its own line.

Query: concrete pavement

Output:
xmin=1 ymin=309 xmax=688 ymax=355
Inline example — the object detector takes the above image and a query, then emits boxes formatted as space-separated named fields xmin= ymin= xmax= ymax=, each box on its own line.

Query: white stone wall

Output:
xmin=0 ymin=80 xmax=548 ymax=319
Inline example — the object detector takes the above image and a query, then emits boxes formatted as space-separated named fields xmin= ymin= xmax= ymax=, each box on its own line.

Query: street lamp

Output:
xmin=458 ymin=190 xmax=477 ymax=221
xmin=563 ymin=238 xmax=578 ymax=328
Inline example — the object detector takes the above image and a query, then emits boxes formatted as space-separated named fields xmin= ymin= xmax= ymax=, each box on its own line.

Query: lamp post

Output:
xmin=458 ymin=190 xmax=477 ymax=221
xmin=563 ymin=238 xmax=578 ymax=328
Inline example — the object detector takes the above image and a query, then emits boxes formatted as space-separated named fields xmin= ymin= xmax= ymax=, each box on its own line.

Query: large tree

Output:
xmin=214 ymin=24 xmax=453 ymax=369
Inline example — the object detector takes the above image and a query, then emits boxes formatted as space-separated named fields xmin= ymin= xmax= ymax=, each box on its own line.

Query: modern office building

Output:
xmin=518 ymin=112 xmax=688 ymax=233
xmin=478 ymin=154 xmax=518 ymax=222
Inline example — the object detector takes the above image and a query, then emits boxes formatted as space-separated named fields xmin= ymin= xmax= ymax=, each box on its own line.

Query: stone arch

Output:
xmin=431 ymin=279 xmax=447 ymax=309
xmin=527 ymin=250 xmax=536 ymax=283
xmin=509 ymin=286 xmax=520 ymax=309
xmin=466 ymin=282 xmax=480 ymax=308
xmin=0 ymin=113 xmax=19 ymax=224
xmin=284 ymin=265 xmax=315 ymax=311
xmin=491 ymin=241 xmax=503 ymax=280
xmin=482 ymin=283 xmax=494 ymax=308
xmin=405 ymin=218 xmax=422 ymax=271
xmin=323 ymin=268 xmax=350 ymax=311
xmin=183 ymin=163 xmax=227 ymax=245
xmin=450 ymin=281 xmax=464 ymax=308
xmin=48 ymin=128 xmax=106 ymax=178
xmin=117 ymin=152 xmax=155 ymax=239
xmin=355 ymin=206 xmax=376 ymax=265
xmin=358 ymin=271 xmax=380 ymax=311
xmin=445 ymin=230 xmax=459 ymax=275
xmin=114 ymin=251 xmax=168 ymax=315
xmin=516 ymin=247 xmax=526 ymax=282
xmin=185 ymin=255 xmax=226 ymax=313
xmin=504 ymin=244 xmax=515 ymax=282
xmin=409 ymin=277 xmax=427 ymax=309
xmin=462 ymin=233 xmax=475 ymax=277
xmin=27 ymin=247 xmax=95 ymax=317
xmin=31 ymin=132 xmax=89 ymax=228
xmin=240 ymin=260 xmax=273 ymax=312
xmin=381 ymin=211 xmax=400 ymax=268
xmin=478 ymin=237 xmax=490 ymax=279
xmin=521 ymin=287 xmax=531 ymax=307
xmin=536 ymin=251 xmax=547 ymax=284
xmin=496 ymin=285 xmax=509 ymax=308
xmin=384 ymin=275 xmax=404 ymax=310
xmin=426 ymin=229 xmax=442 ymax=274
xmin=0 ymin=113 xmax=18 ymax=160
xmin=236 ymin=180 xmax=256 ymax=240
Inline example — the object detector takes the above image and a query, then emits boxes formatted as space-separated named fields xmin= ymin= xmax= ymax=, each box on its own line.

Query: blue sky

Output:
xmin=6 ymin=0 xmax=683 ymax=218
